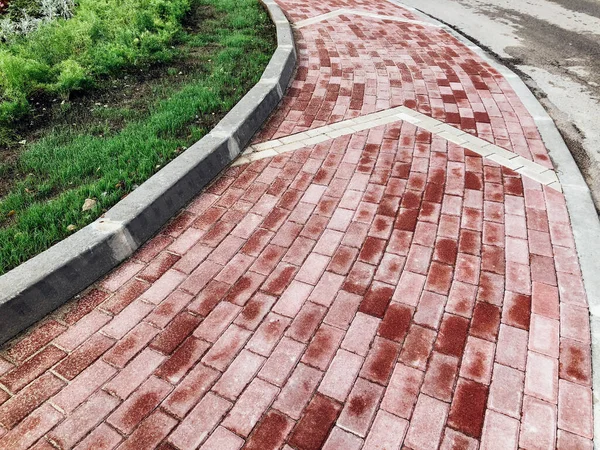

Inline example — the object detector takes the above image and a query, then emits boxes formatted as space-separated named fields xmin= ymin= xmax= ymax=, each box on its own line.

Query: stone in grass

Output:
xmin=82 ymin=198 xmax=97 ymax=212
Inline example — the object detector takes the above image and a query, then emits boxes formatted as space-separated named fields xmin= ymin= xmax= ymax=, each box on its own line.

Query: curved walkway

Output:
xmin=0 ymin=0 xmax=593 ymax=449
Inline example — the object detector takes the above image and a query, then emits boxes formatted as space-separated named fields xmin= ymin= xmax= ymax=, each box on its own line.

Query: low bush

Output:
xmin=0 ymin=0 xmax=192 ymax=124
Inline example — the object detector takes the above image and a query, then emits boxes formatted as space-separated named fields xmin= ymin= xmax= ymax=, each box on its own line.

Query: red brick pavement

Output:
xmin=0 ymin=0 xmax=593 ymax=449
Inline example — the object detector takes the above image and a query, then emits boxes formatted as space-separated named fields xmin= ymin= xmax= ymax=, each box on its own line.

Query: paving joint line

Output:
xmin=237 ymin=105 xmax=562 ymax=191
xmin=293 ymin=8 xmax=442 ymax=29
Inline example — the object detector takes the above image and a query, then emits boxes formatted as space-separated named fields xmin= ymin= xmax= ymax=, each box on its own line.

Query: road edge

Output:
xmin=0 ymin=0 xmax=296 ymax=346
xmin=389 ymin=1 xmax=600 ymax=445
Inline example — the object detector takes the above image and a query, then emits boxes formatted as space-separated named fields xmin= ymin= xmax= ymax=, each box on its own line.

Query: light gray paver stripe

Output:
xmin=293 ymin=8 xmax=442 ymax=29
xmin=236 ymin=105 xmax=562 ymax=191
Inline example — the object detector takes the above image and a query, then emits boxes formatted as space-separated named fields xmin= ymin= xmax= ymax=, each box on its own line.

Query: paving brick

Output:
xmin=319 ymin=349 xmax=363 ymax=402
xmin=118 ymin=410 xmax=178 ymax=450
xmin=52 ymin=359 xmax=117 ymax=413
xmin=393 ymin=270 xmax=426 ymax=306
xmin=101 ymin=299 xmax=154 ymax=340
xmin=202 ymin=324 xmax=252 ymax=371
xmin=215 ymin=254 xmax=255 ymax=285
xmin=322 ymin=427 xmax=363 ymax=450
xmin=155 ymin=336 xmax=210 ymax=384
xmin=374 ymin=253 xmax=405 ymax=285
xmin=556 ymin=430 xmax=593 ymax=450
xmin=502 ymin=291 xmax=531 ymax=330
xmin=73 ymin=423 xmax=122 ymax=450
xmin=241 ymin=409 xmax=294 ymax=450
xmin=258 ymin=337 xmax=305 ymax=386
xmin=273 ymin=280 xmax=313 ymax=318
xmin=301 ymin=323 xmax=345 ymax=370
xmin=561 ymin=303 xmax=590 ymax=343
xmin=168 ymin=392 xmax=231 ymax=450
xmin=288 ymin=393 xmax=342 ymax=450
xmin=146 ymin=289 xmax=193 ymax=326
xmin=229 ymin=293 xmax=272 ymax=329
xmin=360 ymin=336 xmax=400 ymax=385
xmin=519 ymin=395 xmax=557 ymax=450
xmin=272 ymin=363 xmax=322 ymax=420
xmin=140 ymin=269 xmax=187 ymax=304
xmin=48 ymin=390 xmax=119 ymax=449
xmin=421 ymin=352 xmax=459 ymax=402
xmin=103 ymin=348 xmax=165 ymax=399
xmin=342 ymin=312 xmax=380 ymax=356
xmin=200 ymin=426 xmax=244 ymax=450
xmin=6 ymin=320 xmax=66 ymax=363
xmin=557 ymin=379 xmax=593 ymax=439
xmin=342 ymin=261 xmax=376 ymax=295
xmin=53 ymin=333 xmax=115 ymax=380
xmin=488 ymin=363 xmax=524 ymax=418
xmin=0 ymin=403 xmax=63 ymax=450
xmin=137 ymin=252 xmax=181 ymax=283
xmin=107 ymin=376 xmax=172 ymax=434
xmin=194 ymin=301 xmax=241 ymax=342
xmin=399 ymin=325 xmax=436 ymax=370
xmin=525 ymin=351 xmax=558 ymax=404
xmin=179 ymin=260 xmax=224 ymax=295
xmin=480 ymin=410 xmax=520 ymax=450
xmin=104 ymin=322 xmax=160 ymax=368
xmin=559 ymin=337 xmax=592 ymax=386
xmin=150 ymin=311 xmax=201 ymax=355
xmin=414 ymin=290 xmax=446 ymax=329
xmin=363 ymin=410 xmax=408 ymax=450
xmin=324 ymin=290 xmax=362 ymax=329
xmin=460 ymin=336 xmax=495 ymax=384
xmin=337 ymin=377 xmax=384 ymax=437
xmin=162 ymin=363 xmax=219 ymax=418
xmin=327 ymin=245 xmax=359 ymax=275
xmin=226 ymin=272 xmax=266 ymax=306
xmin=211 ymin=350 xmax=264 ymax=400
xmin=306 ymin=271 xmax=345 ymax=307
xmin=0 ymin=372 xmax=64 ymax=429
xmin=448 ymin=378 xmax=488 ymax=438
xmin=286 ymin=302 xmax=327 ymax=343
xmin=244 ymin=310 xmax=288 ymax=354
xmin=101 ymin=260 xmax=145 ymax=292
xmin=359 ymin=281 xmax=394 ymax=318
xmin=405 ymin=394 xmax=449 ymax=450
xmin=380 ymin=363 xmax=423 ymax=419
xmin=378 ymin=302 xmax=413 ymax=342
xmin=54 ymin=310 xmax=112 ymax=351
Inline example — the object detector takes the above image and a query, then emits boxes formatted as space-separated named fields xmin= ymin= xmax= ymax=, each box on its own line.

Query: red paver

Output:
xmin=0 ymin=0 xmax=593 ymax=447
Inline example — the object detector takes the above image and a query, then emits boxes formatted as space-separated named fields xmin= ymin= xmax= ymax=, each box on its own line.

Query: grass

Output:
xmin=0 ymin=0 xmax=275 ymax=274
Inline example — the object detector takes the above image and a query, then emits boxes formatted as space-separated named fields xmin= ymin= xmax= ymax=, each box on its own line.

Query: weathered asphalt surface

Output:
xmin=400 ymin=0 xmax=600 ymax=209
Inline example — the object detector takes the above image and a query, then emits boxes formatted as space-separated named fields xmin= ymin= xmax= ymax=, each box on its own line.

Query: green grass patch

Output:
xmin=0 ymin=0 xmax=275 ymax=274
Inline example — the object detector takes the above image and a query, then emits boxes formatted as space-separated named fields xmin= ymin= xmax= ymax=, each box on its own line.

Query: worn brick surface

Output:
xmin=0 ymin=0 xmax=592 ymax=447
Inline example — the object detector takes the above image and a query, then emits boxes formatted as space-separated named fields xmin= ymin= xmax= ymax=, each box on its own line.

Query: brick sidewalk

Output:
xmin=0 ymin=0 xmax=593 ymax=449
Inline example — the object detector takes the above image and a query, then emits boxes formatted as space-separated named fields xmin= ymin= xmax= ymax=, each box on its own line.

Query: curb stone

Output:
xmin=388 ymin=0 xmax=600 ymax=445
xmin=0 ymin=0 xmax=296 ymax=346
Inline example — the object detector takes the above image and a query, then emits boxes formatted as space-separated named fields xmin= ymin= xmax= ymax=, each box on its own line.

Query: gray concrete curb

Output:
xmin=0 ymin=0 xmax=296 ymax=346
xmin=388 ymin=0 xmax=600 ymax=445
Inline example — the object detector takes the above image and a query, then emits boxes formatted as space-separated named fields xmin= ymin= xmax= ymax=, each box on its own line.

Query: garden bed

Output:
xmin=0 ymin=0 xmax=276 ymax=274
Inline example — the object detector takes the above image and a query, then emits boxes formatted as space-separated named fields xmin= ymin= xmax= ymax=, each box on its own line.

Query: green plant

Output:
xmin=0 ymin=0 xmax=275 ymax=273
xmin=0 ymin=0 xmax=193 ymax=122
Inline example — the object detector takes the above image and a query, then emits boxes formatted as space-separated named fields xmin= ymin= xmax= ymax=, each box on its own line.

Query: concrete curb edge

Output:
xmin=0 ymin=0 xmax=296 ymax=345
xmin=389 ymin=0 xmax=600 ymax=445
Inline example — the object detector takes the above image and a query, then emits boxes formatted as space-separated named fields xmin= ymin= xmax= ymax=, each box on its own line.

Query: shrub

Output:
xmin=0 ymin=0 xmax=191 ymax=122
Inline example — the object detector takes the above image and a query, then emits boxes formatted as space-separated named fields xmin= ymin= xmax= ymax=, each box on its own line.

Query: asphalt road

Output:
xmin=398 ymin=0 xmax=600 ymax=209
